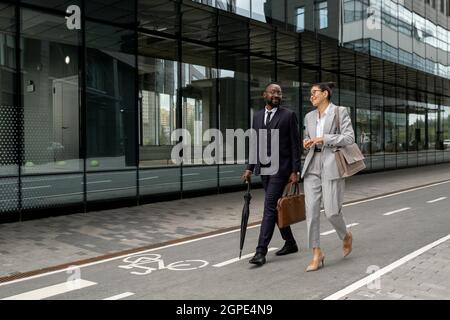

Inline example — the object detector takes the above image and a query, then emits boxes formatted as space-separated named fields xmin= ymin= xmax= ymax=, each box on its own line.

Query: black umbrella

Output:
xmin=239 ymin=181 xmax=252 ymax=259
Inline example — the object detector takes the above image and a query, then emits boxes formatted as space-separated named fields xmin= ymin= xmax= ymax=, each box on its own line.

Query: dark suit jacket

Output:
xmin=246 ymin=106 xmax=301 ymax=177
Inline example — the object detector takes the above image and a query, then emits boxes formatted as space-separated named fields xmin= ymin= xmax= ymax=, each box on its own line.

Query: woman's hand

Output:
xmin=304 ymin=137 xmax=324 ymax=149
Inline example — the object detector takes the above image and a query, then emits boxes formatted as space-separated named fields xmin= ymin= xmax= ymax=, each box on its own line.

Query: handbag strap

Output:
xmin=335 ymin=105 xmax=341 ymax=135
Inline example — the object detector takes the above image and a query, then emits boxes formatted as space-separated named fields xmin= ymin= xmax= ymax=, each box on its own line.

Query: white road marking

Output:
xmin=1 ymin=179 xmax=449 ymax=287
xmin=139 ymin=176 xmax=159 ymax=181
xmin=212 ymin=247 xmax=278 ymax=268
xmin=324 ymin=234 xmax=450 ymax=300
xmin=1 ymin=280 xmax=96 ymax=300
xmin=426 ymin=197 xmax=447 ymax=203
xmin=183 ymin=173 xmax=200 ymax=176
xmin=103 ymin=292 xmax=135 ymax=300
xmin=82 ymin=180 xmax=112 ymax=185
xmin=21 ymin=185 xmax=51 ymax=190
xmin=320 ymin=223 xmax=359 ymax=236
xmin=383 ymin=207 xmax=411 ymax=216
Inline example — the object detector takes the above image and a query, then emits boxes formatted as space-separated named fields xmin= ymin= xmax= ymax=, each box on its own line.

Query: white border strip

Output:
xmin=1 ymin=280 xmax=97 ymax=300
xmin=103 ymin=292 xmax=135 ymax=300
xmin=323 ymin=234 xmax=450 ymax=300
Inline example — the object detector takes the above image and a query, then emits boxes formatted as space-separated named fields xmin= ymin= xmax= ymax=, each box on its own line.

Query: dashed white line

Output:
xmin=1 ymin=280 xmax=97 ymax=300
xmin=383 ymin=207 xmax=411 ymax=216
xmin=82 ymin=180 xmax=112 ymax=185
xmin=103 ymin=292 xmax=135 ymax=300
xmin=321 ymin=223 xmax=360 ymax=236
xmin=21 ymin=185 xmax=51 ymax=190
xmin=139 ymin=176 xmax=159 ymax=181
xmin=324 ymin=234 xmax=450 ymax=300
xmin=426 ymin=197 xmax=447 ymax=203
xmin=183 ymin=173 xmax=200 ymax=176
xmin=213 ymin=247 xmax=278 ymax=268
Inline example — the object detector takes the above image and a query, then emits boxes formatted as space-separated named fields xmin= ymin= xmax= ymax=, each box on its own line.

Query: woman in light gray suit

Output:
xmin=300 ymin=82 xmax=354 ymax=272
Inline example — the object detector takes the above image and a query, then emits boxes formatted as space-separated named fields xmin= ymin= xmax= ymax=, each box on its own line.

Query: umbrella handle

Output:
xmin=246 ymin=180 xmax=251 ymax=193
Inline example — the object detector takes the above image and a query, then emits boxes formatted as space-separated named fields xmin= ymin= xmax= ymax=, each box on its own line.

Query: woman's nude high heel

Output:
xmin=306 ymin=254 xmax=325 ymax=272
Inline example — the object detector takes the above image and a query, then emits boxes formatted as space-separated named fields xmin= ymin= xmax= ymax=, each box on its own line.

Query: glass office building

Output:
xmin=1 ymin=0 xmax=450 ymax=221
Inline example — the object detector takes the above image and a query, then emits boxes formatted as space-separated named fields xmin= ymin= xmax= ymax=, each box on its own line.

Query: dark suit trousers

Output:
xmin=256 ymin=175 xmax=296 ymax=255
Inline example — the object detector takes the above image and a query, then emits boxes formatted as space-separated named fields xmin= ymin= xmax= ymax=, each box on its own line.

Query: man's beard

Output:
xmin=266 ymin=98 xmax=281 ymax=107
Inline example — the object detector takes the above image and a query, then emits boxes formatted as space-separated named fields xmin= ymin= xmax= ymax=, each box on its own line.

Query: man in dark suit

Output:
xmin=242 ymin=83 xmax=301 ymax=266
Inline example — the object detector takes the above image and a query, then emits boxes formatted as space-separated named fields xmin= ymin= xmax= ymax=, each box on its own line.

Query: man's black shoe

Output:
xmin=249 ymin=253 xmax=266 ymax=265
xmin=275 ymin=243 xmax=299 ymax=256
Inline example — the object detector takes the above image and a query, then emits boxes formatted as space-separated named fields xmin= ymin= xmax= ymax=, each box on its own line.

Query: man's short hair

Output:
xmin=264 ymin=82 xmax=281 ymax=92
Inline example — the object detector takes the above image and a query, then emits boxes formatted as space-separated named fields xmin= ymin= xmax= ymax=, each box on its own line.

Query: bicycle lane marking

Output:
xmin=0 ymin=224 xmax=261 ymax=287
xmin=117 ymin=253 xmax=209 ymax=275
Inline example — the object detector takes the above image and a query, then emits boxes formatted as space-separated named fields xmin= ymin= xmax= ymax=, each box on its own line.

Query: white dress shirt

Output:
xmin=315 ymin=103 xmax=331 ymax=146
xmin=264 ymin=107 xmax=277 ymax=126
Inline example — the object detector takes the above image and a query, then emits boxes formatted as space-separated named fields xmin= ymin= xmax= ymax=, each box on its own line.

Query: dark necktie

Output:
xmin=265 ymin=111 xmax=272 ymax=126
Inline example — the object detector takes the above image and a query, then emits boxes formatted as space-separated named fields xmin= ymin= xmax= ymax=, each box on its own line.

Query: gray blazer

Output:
xmin=301 ymin=103 xmax=355 ymax=180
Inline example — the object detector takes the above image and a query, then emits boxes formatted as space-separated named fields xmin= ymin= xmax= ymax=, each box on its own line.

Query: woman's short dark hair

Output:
xmin=311 ymin=82 xmax=335 ymax=100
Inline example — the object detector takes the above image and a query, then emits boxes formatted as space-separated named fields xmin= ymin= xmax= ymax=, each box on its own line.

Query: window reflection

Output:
xmin=21 ymin=9 xmax=81 ymax=174
xmin=138 ymin=35 xmax=177 ymax=168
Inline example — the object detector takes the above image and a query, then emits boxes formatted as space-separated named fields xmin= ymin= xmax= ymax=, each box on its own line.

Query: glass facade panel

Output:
xmin=370 ymin=81 xmax=384 ymax=170
xmin=0 ymin=3 xmax=17 ymax=213
xmin=396 ymin=87 xmax=408 ymax=167
xmin=181 ymin=42 xmax=218 ymax=191
xmin=218 ymin=49 xmax=249 ymax=188
xmin=417 ymin=92 xmax=427 ymax=165
xmin=21 ymin=8 xmax=83 ymax=210
xmin=442 ymin=98 xmax=450 ymax=161
xmin=384 ymin=85 xmax=396 ymax=169
xmin=85 ymin=22 xmax=137 ymax=201
xmin=138 ymin=34 xmax=180 ymax=196
xmin=138 ymin=34 xmax=178 ymax=168
xmin=427 ymin=93 xmax=438 ymax=164
xmin=356 ymin=78 xmax=371 ymax=170
xmin=407 ymin=89 xmax=418 ymax=166
xmin=317 ymin=1 xmax=328 ymax=30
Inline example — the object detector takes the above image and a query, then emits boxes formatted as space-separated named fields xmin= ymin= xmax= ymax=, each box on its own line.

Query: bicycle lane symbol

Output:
xmin=118 ymin=253 xmax=209 ymax=276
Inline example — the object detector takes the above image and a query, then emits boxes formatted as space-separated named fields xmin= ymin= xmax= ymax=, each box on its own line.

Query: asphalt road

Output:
xmin=0 ymin=179 xmax=449 ymax=300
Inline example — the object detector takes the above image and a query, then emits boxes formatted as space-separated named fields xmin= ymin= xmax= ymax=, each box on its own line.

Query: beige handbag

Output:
xmin=276 ymin=182 xmax=306 ymax=228
xmin=334 ymin=107 xmax=366 ymax=178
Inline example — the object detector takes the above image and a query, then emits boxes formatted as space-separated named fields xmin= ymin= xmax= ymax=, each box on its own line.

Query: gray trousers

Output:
xmin=304 ymin=152 xmax=348 ymax=249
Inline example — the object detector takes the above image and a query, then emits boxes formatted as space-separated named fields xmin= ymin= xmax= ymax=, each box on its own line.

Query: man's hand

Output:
xmin=241 ymin=170 xmax=252 ymax=183
xmin=289 ymin=172 xmax=299 ymax=184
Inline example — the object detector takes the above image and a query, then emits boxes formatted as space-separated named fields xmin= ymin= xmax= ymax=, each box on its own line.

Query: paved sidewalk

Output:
xmin=342 ymin=239 xmax=450 ymax=300
xmin=1 ymin=163 xmax=450 ymax=284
